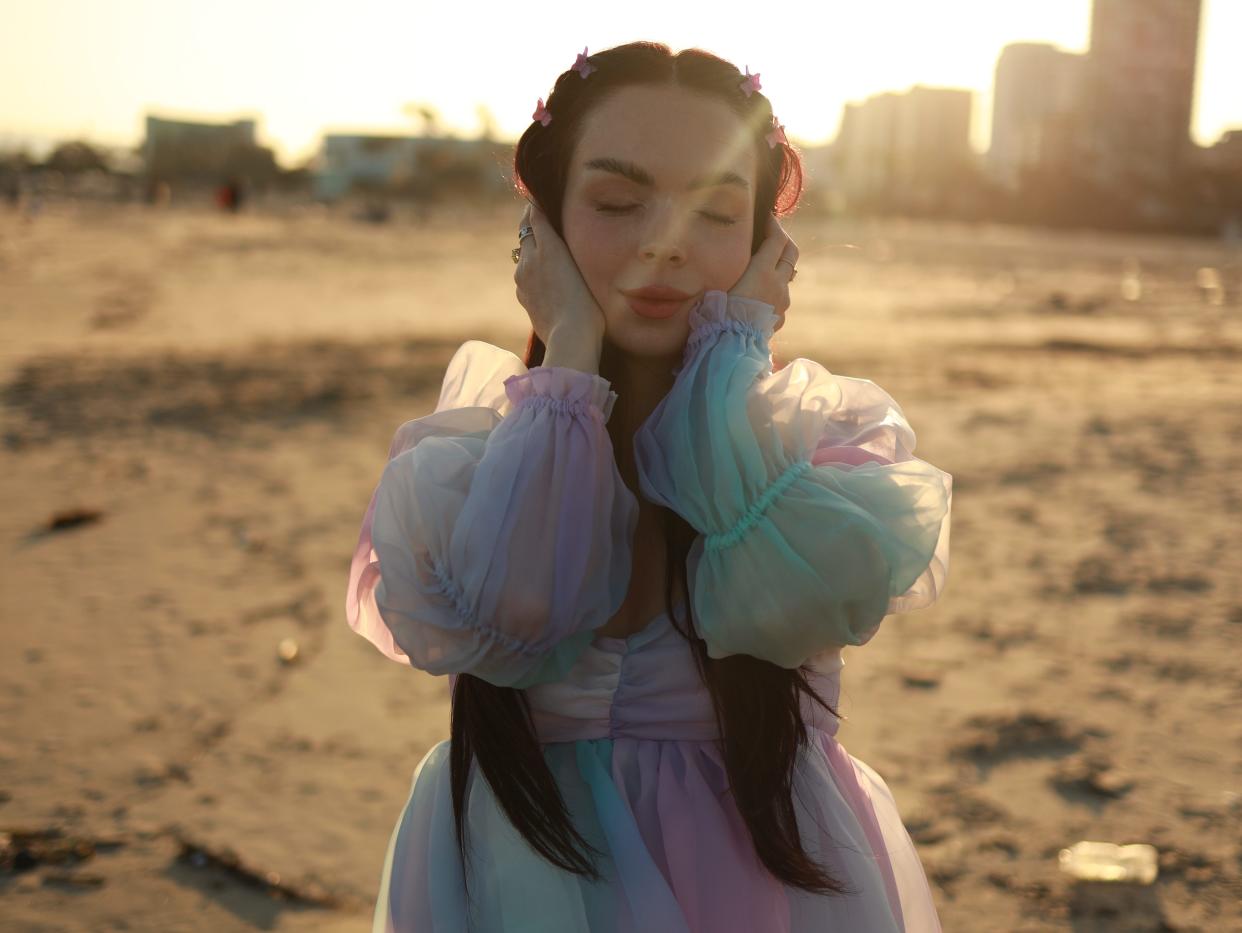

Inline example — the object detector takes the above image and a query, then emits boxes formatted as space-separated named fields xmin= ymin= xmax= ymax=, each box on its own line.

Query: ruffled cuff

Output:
xmin=683 ymin=290 xmax=778 ymax=363
xmin=502 ymin=366 xmax=618 ymax=423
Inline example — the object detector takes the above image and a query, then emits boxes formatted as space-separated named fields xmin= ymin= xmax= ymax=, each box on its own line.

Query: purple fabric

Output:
xmin=346 ymin=347 xmax=639 ymax=687
xmin=372 ymin=610 xmax=942 ymax=931
xmin=351 ymin=336 xmax=947 ymax=930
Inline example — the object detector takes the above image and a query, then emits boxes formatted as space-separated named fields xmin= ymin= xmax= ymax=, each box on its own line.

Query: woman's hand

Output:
xmin=728 ymin=213 xmax=799 ymax=334
xmin=513 ymin=200 xmax=606 ymax=348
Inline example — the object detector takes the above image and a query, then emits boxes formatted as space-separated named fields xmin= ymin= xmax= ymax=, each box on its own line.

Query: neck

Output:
xmin=600 ymin=337 xmax=680 ymax=492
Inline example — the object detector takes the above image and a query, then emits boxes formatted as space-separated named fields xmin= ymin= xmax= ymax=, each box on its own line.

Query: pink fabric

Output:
xmin=354 ymin=333 xmax=949 ymax=931
xmin=371 ymin=613 xmax=943 ymax=931
xmin=812 ymin=444 xmax=896 ymax=468
xmin=610 ymin=739 xmax=790 ymax=932
xmin=345 ymin=345 xmax=638 ymax=687
xmin=817 ymin=733 xmax=905 ymax=926
xmin=519 ymin=613 xmax=939 ymax=931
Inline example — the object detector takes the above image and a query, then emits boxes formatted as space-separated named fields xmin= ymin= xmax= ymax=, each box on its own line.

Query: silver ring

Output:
xmin=778 ymin=257 xmax=798 ymax=280
xmin=513 ymin=224 xmax=536 ymax=263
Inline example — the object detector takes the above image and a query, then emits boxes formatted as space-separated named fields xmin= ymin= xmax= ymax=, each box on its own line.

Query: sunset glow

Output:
xmin=2 ymin=0 xmax=1238 ymax=164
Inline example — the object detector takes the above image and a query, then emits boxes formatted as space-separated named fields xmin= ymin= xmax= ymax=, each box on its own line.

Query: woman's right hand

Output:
xmin=513 ymin=200 xmax=606 ymax=350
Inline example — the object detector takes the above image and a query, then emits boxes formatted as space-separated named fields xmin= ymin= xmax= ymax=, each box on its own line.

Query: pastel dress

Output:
xmin=346 ymin=291 xmax=953 ymax=932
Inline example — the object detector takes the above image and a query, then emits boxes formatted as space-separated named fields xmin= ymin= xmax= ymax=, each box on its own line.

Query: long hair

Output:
xmin=451 ymin=40 xmax=849 ymax=896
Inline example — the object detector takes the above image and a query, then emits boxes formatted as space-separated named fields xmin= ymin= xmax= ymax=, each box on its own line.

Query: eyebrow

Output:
xmin=582 ymin=157 xmax=750 ymax=192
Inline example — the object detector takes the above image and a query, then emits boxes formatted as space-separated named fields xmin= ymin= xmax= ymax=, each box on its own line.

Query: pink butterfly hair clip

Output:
xmin=532 ymin=97 xmax=551 ymax=127
xmin=766 ymin=115 xmax=788 ymax=149
xmin=572 ymin=46 xmax=596 ymax=78
xmin=739 ymin=65 xmax=761 ymax=98
xmin=532 ymin=46 xmax=595 ymax=127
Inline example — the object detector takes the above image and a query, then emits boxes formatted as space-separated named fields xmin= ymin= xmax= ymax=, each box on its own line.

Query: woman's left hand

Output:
xmin=728 ymin=213 xmax=799 ymax=334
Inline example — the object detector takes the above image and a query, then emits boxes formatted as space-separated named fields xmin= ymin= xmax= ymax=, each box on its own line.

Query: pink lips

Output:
xmin=622 ymin=285 xmax=696 ymax=320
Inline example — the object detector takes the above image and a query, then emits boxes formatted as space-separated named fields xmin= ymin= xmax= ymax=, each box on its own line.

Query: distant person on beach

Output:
xmin=18 ymin=177 xmax=43 ymax=223
xmin=215 ymin=177 xmax=244 ymax=213
xmin=346 ymin=40 xmax=953 ymax=931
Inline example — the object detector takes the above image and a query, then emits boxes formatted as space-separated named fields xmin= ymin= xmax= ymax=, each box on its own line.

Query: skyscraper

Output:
xmin=1082 ymin=0 xmax=1202 ymax=193
xmin=835 ymin=86 xmax=973 ymax=211
xmin=988 ymin=43 xmax=1085 ymax=190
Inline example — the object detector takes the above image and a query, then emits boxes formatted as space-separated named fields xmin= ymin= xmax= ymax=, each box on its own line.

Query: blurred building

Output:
xmin=988 ymin=43 xmax=1086 ymax=190
xmin=312 ymin=133 xmax=511 ymax=203
xmin=834 ymin=85 xmax=974 ymax=212
xmin=1199 ymin=130 xmax=1242 ymax=174
xmin=313 ymin=134 xmax=421 ymax=200
xmin=142 ymin=115 xmax=276 ymax=188
xmin=834 ymin=93 xmax=899 ymax=205
xmin=892 ymin=87 xmax=975 ymax=205
xmin=795 ymin=141 xmax=841 ymax=214
xmin=1080 ymin=0 xmax=1202 ymax=197
xmin=1193 ymin=129 xmax=1242 ymax=237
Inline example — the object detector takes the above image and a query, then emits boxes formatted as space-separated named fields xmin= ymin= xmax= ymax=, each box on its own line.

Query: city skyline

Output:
xmin=3 ymin=0 xmax=1239 ymax=167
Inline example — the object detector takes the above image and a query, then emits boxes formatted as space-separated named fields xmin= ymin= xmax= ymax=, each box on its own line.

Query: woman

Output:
xmin=347 ymin=40 xmax=952 ymax=932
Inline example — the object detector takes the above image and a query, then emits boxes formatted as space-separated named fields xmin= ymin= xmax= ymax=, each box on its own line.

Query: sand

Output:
xmin=1 ymin=199 xmax=1239 ymax=932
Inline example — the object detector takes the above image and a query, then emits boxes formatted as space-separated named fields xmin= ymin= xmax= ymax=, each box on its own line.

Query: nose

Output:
xmin=639 ymin=204 xmax=687 ymax=266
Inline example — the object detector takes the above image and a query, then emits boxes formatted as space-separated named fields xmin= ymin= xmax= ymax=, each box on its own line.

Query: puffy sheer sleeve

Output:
xmin=346 ymin=340 xmax=640 ymax=688
xmin=633 ymin=291 xmax=951 ymax=668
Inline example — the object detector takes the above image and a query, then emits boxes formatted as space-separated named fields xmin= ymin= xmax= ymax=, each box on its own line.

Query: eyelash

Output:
xmin=594 ymin=203 xmax=738 ymax=226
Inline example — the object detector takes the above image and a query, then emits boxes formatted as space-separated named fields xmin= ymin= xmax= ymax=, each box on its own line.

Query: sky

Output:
xmin=2 ymin=0 xmax=1239 ymax=166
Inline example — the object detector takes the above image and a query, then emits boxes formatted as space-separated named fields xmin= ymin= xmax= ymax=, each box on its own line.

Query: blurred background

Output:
xmin=1 ymin=2 xmax=1239 ymax=932
xmin=2 ymin=0 xmax=1241 ymax=232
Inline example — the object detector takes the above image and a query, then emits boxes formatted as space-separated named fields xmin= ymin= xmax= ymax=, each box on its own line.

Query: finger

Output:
xmin=515 ymin=215 xmax=532 ymax=274
xmin=530 ymin=201 xmax=571 ymax=260
xmin=776 ymin=217 xmax=799 ymax=283
xmin=516 ymin=202 xmax=538 ymax=266
xmin=755 ymin=213 xmax=791 ymax=270
xmin=777 ymin=248 xmax=799 ymax=283
xmin=531 ymin=204 xmax=559 ymax=255
xmin=527 ymin=200 xmax=546 ymax=234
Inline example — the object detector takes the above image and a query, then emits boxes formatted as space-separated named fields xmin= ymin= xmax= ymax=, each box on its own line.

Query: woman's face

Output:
xmin=562 ymin=84 xmax=758 ymax=360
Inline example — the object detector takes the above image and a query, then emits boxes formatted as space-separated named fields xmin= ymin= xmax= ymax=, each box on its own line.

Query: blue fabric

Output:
xmin=575 ymin=740 xmax=692 ymax=933
xmin=633 ymin=290 xmax=952 ymax=666
xmin=356 ymin=292 xmax=953 ymax=932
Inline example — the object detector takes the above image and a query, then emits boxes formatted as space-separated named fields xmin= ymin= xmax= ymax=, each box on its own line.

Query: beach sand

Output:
xmin=1 ymin=200 xmax=1239 ymax=931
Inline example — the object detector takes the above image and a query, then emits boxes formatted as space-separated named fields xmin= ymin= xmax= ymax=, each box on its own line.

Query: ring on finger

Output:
xmin=512 ymin=224 xmax=537 ymax=263
xmin=777 ymin=257 xmax=798 ymax=281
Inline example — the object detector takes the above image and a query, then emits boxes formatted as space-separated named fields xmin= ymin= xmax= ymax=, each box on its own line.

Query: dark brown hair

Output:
xmin=450 ymin=40 xmax=850 ymax=897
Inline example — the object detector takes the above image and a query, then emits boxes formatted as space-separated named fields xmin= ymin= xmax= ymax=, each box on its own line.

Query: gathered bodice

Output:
xmin=522 ymin=608 xmax=846 ymax=744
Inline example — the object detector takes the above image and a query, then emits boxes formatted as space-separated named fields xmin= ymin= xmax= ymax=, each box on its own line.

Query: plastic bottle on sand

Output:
xmin=1058 ymin=841 xmax=1158 ymax=884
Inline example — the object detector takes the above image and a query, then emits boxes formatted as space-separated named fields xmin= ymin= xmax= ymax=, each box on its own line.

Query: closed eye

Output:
xmin=594 ymin=203 xmax=738 ymax=226
xmin=594 ymin=202 xmax=639 ymax=216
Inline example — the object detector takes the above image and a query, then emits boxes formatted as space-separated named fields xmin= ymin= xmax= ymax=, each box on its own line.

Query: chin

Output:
xmin=603 ymin=314 xmax=691 ymax=361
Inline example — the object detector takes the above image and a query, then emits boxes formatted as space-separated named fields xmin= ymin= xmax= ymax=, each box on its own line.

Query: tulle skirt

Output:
xmin=371 ymin=729 xmax=942 ymax=932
